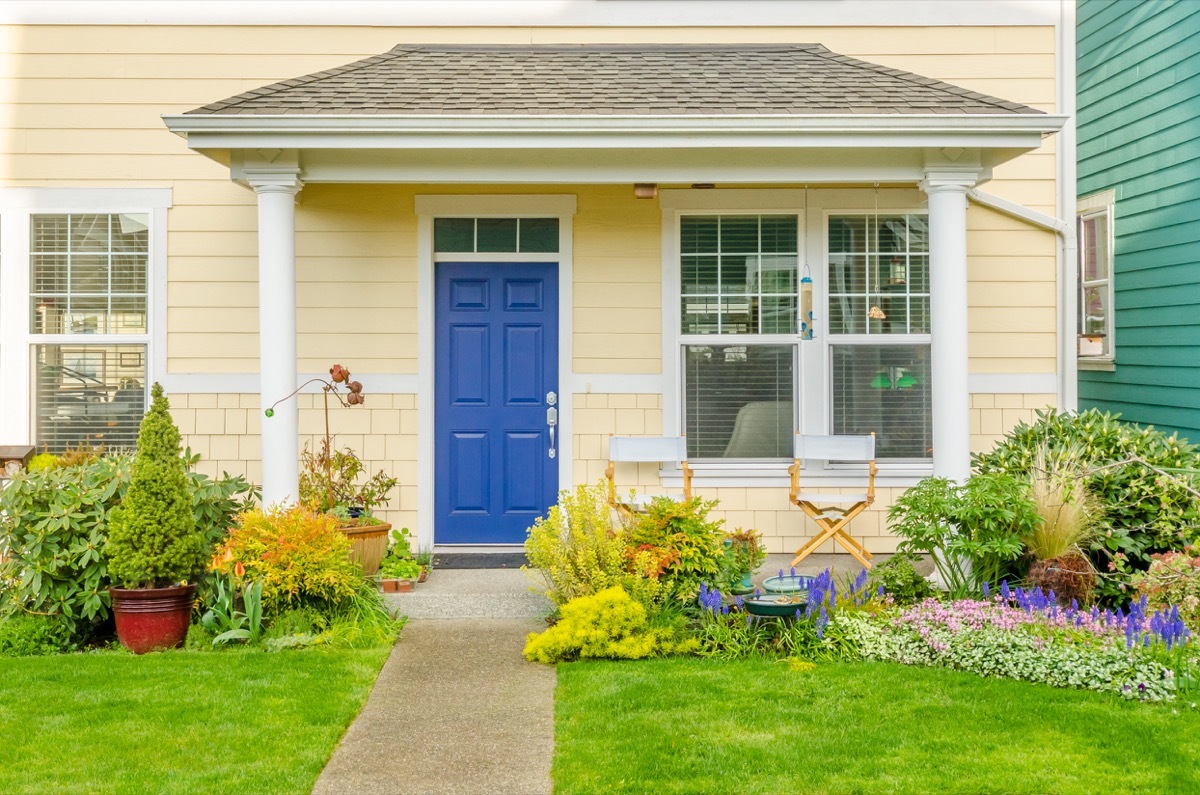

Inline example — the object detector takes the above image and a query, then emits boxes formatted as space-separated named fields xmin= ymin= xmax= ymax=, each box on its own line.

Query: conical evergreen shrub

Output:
xmin=106 ymin=383 xmax=202 ymax=588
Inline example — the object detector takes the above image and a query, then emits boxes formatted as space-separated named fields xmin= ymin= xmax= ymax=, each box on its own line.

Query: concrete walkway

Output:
xmin=313 ymin=570 xmax=555 ymax=795
xmin=313 ymin=554 xmax=862 ymax=795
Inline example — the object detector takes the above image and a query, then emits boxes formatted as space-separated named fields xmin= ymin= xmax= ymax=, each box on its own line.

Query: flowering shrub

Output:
xmin=523 ymin=586 xmax=697 ymax=664
xmin=1133 ymin=549 xmax=1200 ymax=631
xmin=694 ymin=570 xmax=876 ymax=660
xmin=837 ymin=585 xmax=1194 ymax=701
xmin=627 ymin=496 xmax=726 ymax=604
xmin=211 ymin=506 xmax=362 ymax=610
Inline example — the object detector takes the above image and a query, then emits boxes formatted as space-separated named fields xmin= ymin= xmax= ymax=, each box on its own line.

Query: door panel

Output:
xmin=435 ymin=262 xmax=558 ymax=544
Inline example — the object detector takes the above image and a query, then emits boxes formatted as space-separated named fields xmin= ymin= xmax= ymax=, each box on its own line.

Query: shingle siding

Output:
xmin=186 ymin=44 xmax=1043 ymax=116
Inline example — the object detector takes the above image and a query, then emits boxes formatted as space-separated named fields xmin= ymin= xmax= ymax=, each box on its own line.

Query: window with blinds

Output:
xmin=29 ymin=213 xmax=149 ymax=454
xmin=680 ymin=215 xmax=799 ymax=460
xmin=828 ymin=213 xmax=931 ymax=461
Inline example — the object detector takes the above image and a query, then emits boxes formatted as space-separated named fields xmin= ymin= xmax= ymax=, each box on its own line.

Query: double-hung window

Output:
xmin=1077 ymin=195 xmax=1114 ymax=360
xmin=29 ymin=212 xmax=149 ymax=452
xmin=679 ymin=215 xmax=798 ymax=460
xmin=827 ymin=213 xmax=932 ymax=461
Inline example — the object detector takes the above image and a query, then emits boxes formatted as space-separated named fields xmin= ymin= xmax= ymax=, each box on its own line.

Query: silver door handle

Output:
xmin=546 ymin=406 xmax=558 ymax=459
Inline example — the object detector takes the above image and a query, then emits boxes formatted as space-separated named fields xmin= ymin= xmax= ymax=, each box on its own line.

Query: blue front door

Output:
xmin=435 ymin=262 xmax=559 ymax=544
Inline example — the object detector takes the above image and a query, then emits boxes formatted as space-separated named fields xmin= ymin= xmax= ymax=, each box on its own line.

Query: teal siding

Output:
xmin=1078 ymin=0 xmax=1200 ymax=442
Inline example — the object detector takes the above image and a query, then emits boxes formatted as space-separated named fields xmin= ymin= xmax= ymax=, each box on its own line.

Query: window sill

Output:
xmin=1078 ymin=357 xmax=1115 ymax=372
xmin=659 ymin=464 xmax=931 ymax=490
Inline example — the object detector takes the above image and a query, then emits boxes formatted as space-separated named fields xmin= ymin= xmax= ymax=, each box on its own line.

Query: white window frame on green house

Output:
xmin=1076 ymin=190 xmax=1115 ymax=368
xmin=660 ymin=188 xmax=936 ymax=487
xmin=0 ymin=188 xmax=171 ymax=451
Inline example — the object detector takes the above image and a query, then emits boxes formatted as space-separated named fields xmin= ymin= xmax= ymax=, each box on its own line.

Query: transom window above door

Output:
xmin=434 ymin=217 xmax=559 ymax=254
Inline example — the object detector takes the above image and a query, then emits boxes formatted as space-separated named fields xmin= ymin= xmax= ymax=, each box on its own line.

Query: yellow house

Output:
xmin=0 ymin=1 xmax=1077 ymax=557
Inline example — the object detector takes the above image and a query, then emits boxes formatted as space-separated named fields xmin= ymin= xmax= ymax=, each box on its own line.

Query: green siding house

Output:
xmin=1076 ymin=0 xmax=1200 ymax=440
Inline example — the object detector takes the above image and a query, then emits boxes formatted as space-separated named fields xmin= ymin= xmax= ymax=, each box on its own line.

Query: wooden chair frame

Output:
xmin=788 ymin=432 xmax=877 ymax=569
xmin=605 ymin=434 xmax=693 ymax=514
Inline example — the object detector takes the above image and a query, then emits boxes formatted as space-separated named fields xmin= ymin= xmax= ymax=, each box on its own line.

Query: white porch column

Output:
xmin=921 ymin=172 xmax=976 ymax=482
xmin=248 ymin=170 xmax=303 ymax=506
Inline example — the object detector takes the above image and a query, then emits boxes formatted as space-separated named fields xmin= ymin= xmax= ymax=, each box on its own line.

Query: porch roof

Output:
xmin=182 ymin=44 xmax=1041 ymax=118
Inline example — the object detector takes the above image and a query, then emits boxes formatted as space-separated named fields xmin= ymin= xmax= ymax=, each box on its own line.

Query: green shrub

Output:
xmin=25 ymin=453 xmax=59 ymax=473
xmin=524 ymin=482 xmax=643 ymax=607
xmin=1132 ymin=549 xmax=1200 ymax=631
xmin=974 ymin=408 xmax=1200 ymax=600
xmin=887 ymin=473 xmax=1038 ymax=597
xmin=184 ymin=449 xmax=258 ymax=552
xmin=523 ymin=586 xmax=695 ymax=664
xmin=0 ymin=448 xmax=254 ymax=640
xmin=0 ymin=456 xmax=131 ymax=635
xmin=212 ymin=506 xmax=362 ymax=610
xmin=106 ymin=384 xmax=203 ymax=588
xmin=0 ymin=614 xmax=78 ymax=656
xmin=867 ymin=552 xmax=935 ymax=606
xmin=627 ymin=496 xmax=726 ymax=604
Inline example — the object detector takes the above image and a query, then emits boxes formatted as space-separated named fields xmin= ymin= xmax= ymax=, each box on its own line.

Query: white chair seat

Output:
xmin=794 ymin=492 xmax=868 ymax=504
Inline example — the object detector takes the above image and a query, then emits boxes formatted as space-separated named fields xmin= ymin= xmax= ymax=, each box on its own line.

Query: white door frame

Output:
xmin=414 ymin=194 xmax=577 ymax=550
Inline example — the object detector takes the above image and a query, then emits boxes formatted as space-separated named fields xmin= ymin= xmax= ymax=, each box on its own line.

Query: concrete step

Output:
xmin=383 ymin=568 xmax=553 ymax=620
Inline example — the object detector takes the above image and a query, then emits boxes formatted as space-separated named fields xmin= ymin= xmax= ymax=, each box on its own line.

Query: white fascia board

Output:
xmin=165 ymin=113 xmax=1067 ymax=144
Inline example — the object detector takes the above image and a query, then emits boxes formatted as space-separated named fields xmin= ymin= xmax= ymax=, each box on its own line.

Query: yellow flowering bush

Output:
xmin=523 ymin=586 xmax=697 ymax=664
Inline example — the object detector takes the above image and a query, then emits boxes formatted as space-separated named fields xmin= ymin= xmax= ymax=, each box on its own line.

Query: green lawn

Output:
xmin=555 ymin=657 xmax=1200 ymax=795
xmin=0 ymin=647 xmax=390 ymax=795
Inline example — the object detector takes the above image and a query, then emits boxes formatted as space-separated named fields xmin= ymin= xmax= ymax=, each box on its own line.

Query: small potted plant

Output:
xmin=107 ymin=383 xmax=206 ymax=653
xmin=269 ymin=363 xmax=399 ymax=575
xmin=378 ymin=528 xmax=421 ymax=592
xmin=720 ymin=527 xmax=767 ymax=594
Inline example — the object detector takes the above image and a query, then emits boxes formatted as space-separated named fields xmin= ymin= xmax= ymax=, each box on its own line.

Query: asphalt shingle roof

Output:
xmin=185 ymin=44 xmax=1042 ymax=117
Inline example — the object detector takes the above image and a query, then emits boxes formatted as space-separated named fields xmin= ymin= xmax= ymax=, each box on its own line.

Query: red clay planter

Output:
xmin=110 ymin=584 xmax=197 ymax=654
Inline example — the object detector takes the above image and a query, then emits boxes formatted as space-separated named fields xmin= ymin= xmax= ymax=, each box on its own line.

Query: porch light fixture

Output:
xmin=633 ymin=183 xmax=658 ymax=199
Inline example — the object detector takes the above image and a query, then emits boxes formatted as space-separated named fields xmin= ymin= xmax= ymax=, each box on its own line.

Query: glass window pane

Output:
xmin=66 ymin=297 xmax=107 ymax=334
xmin=760 ymin=255 xmax=798 ymax=294
xmin=720 ymin=216 xmax=759 ymax=253
xmin=69 ymin=255 xmax=108 ymax=295
xmin=832 ymin=344 xmax=931 ymax=459
xmin=873 ymin=215 xmax=908 ymax=253
xmin=681 ymin=255 xmax=719 ymax=294
xmin=1081 ymin=215 xmax=1109 ymax=281
xmin=760 ymin=296 xmax=797 ymax=334
xmin=909 ymin=255 xmax=929 ymax=293
xmin=909 ymin=296 xmax=930 ymax=334
xmin=32 ymin=254 xmax=68 ymax=294
xmin=518 ymin=218 xmax=559 ymax=253
xmin=684 ymin=344 xmax=795 ymax=459
xmin=434 ymin=218 xmax=474 ymax=252
xmin=70 ymin=214 xmax=110 ymax=252
xmin=721 ymin=254 xmax=756 ymax=292
xmin=1082 ymin=286 xmax=1107 ymax=335
xmin=111 ymin=214 xmax=149 ymax=252
xmin=35 ymin=344 xmax=146 ymax=454
xmin=681 ymin=216 xmax=719 ymax=254
xmin=31 ymin=215 xmax=69 ymax=252
xmin=829 ymin=296 xmax=866 ymax=335
xmin=111 ymin=254 xmax=147 ymax=294
xmin=828 ymin=216 xmax=867 ymax=253
xmin=681 ymin=295 xmax=722 ymax=335
xmin=760 ymin=215 xmax=797 ymax=254
xmin=829 ymin=255 xmax=866 ymax=295
xmin=109 ymin=297 xmax=147 ymax=334
xmin=476 ymin=218 xmax=518 ymax=252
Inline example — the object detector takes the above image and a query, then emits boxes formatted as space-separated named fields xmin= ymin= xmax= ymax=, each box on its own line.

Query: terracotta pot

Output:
xmin=380 ymin=578 xmax=414 ymax=593
xmin=110 ymin=584 xmax=197 ymax=654
xmin=418 ymin=566 xmax=428 ymax=583
xmin=338 ymin=522 xmax=391 ymax=576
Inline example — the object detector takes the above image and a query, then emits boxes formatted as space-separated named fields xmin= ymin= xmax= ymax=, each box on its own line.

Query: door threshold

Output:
xmin=433 ymin=544 xmax=525 ymax=554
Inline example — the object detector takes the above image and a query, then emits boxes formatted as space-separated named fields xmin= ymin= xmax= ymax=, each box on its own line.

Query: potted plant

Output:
xmin=378 ymin=528 xmax=421 ymax=592
xmin=720 ymin=527 xmax=767 ymax=594
xmin=268 ymin=363 xmax=399 ymax=575
xmin=107 ymin=383 xmax=206 ymax=653
xmin=1024 ymin=443 xmax=1102 ymax=605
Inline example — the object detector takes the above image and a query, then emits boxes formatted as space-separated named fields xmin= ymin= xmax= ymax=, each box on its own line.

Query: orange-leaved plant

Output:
xmin=211 ymin=506 xmax=361 ymax=610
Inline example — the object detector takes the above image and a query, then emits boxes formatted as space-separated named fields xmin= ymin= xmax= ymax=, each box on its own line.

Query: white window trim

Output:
xmin=1077 ymin=190 xmax=1115 ymax=368
xmin=0 ymin=188 xmax=171 ymax=447
xmin=660 ymin=188 xmax=935 ymax=485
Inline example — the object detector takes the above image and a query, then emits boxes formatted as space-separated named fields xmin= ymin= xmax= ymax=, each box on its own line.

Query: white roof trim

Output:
xmin=164 ymin=113 xmax=1066 ymax=154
